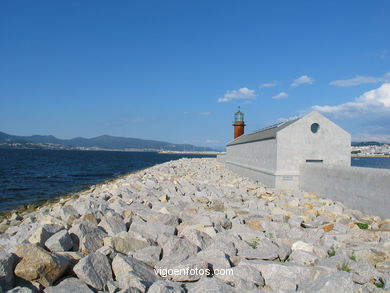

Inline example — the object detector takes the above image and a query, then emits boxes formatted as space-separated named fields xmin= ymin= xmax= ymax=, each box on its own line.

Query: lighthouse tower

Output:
xmin=233 ymin=107 xmax=245 ymax=139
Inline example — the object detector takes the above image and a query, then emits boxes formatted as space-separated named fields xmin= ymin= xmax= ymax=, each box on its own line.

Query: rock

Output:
xmin=146 ymin=213 xmax=180 ymax=227
xmin=73 ymin=252 xmax=113 ymax=291
xmin=288 ymin=249 xmax=319 ymax=266
xmin=132 ymin=246 xmax=162 ymax=267
xmin=162 ymin=237 xmax=199 ymax=258
xmin=186 ymin=277 xmax=236 ymax=293
xmin=239 ymin=259 xmax=325 ymax=291
xmin=197 ymin=249 xmax=231 ymax=270
xmin=6 ymin=287 xmax=34 ymax=293
xmin=178 ymin=228 xmax=213 ymax=249
xmin=106 ymin=280 xmax=121 ymax=293
xmin=291 ymin=241 xmax=314 ymax=253
xmin=206 ymin=238 xmax=236 ymax=257
xmin=299 ymin=271 xmax=360 ymax=293
xmin=147 ymin=280 xmax=186 ymax=293
xmin=112 ymin=254 xmax=160 ymax=292
xmin=129 ymin=221 xmax=175 ymax=246
xmin=98 ymin=214 xmax=127 ymax=236
xmin=58 ymin=205 xmax=80 ymax=223
xmin=159 ymin=194 xmax=169 ymax=203
xmin=69 ymin=222 xmax=107 ymax=254
xmin=44 ymin=230 xmax=73 ymax=252
xmin=28 ymin=224 xmax=64 ymax=245
xmin=14 ymin=245 xmax=70 ymax=287
xmin=216 ymin=264 xmax=264 ymax=290
xmin=43 ymin=277 xmax=94 ymax=293
xmin=55 ymin=251 xmax=84 ymax=274
xmin=237 ymin=238 xmax=279 ymax=260
xmin=0 ymin=250 xmax=15 ymax=290
xmin=104 ymin=232 xmax=149 ymax=255
xmin=163 ymin=256 xmax=208 ymax=282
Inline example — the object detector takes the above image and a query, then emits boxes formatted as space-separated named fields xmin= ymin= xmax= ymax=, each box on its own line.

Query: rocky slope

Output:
xmin=0 ymin=158 xmax=389 ymax=292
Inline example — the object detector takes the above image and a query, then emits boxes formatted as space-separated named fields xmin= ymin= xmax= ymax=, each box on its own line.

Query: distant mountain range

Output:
xmin=0 ymin=131 xmax=214 ymax=152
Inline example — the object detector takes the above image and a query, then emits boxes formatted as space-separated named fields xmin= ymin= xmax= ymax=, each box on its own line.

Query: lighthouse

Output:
xmin=233 ymin=107 xmax=245 ymax=139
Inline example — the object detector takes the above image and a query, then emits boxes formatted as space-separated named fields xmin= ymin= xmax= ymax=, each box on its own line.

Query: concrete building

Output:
xmin=223 ymin=111 xmax=351 ymax=189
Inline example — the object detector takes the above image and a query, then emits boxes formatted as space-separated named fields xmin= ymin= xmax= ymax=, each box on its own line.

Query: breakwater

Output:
xmin=0 ymin=158 xmax=389 ymax=292
xmin=0 ymin=149 xmax=216 ymax=212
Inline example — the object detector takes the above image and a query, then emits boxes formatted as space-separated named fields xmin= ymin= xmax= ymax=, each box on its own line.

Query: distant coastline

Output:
xmin=352 ymin=154 xmax=390 ymax=158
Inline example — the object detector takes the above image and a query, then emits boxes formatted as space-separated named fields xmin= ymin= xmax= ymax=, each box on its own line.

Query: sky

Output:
xmin=1 ymin=0 xmax=390 ymax=148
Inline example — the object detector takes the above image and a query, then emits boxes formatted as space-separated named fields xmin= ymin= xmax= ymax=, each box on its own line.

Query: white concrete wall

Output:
xmin=300 ymin=164 xmax=390 ymax=219
xmin=225 ymin=139 xmax=277 ymax=187
xmin=275 ymin=112 xmax=351 ymax=189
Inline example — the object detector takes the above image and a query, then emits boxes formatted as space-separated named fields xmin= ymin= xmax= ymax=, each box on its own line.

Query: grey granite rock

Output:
xmin=28 ymin=224 xmax=64 ymax=246
xmin=186 ymin=277 xmax=236 ymax=293
xmin=98 ymin=213 xmax=127 ymax=236
xmin=104 ymin=232 xmax=149 ymax=255
xmin=44 ymin=230 xmax=73 ymax=252
xmin=299 ymin=271 xmax=361 ymax=293
xmin=162 ymin=237 xmax=199 ymax=258
xmin=69 ymin=222 xmax=107 ymax=253
xmin=43 ymin=277 xmax=93 ymax=293
xmin=0 ymin=250 xmax=15 ymax=290
xmin=215 ymin=264 xmax=264 ymax=290
xmin=112 ymin=253 xmax=160 ymax=291
xmin=6 ymin=287 xmax=34 ymax=293
xmin=132 ymin=246 xmax=162 ymax=267
xmin=197 ymin=249 xmax=231 ymax=270
xmin=147 ymin=280 xmax=186 ymax=293
xmin=178 ymin=228 xmax=213 ymax=249
xmin=73 ymin=252 xmax=113 ymax=291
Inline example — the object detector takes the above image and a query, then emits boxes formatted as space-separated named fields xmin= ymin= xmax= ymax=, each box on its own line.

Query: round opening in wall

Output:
xmin=311 ymin=123 xmax=320 ymax=133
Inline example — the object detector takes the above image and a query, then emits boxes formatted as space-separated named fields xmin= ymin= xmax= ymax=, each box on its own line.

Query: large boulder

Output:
xmin=104 ymin=232 xmax=149 ymax=255
xmin=43 ymin=277 xmax=94 ymax=293
xmin=215 ymin=264 xmax=264 ymax=290
xmin=112 ymin=253 xmax=161 ymax=292
xmin=0 ymin=250 xmax=15 ymax=290
xmin=14 ymin=245 xmax=70 ymax=287
xmin=73 ymin=252 xmax=113 ymax=291
xmin=28 ymin=224 xmax=64 ymax=246
xmin=69 ymin=222 xmax=107 ymax=254
xmin=44 ymin=230 xmax=73 ymax=252
xmin=132 ymin=246 xmax=162 ymax=267
xmin=299 ymin=271 xmax=362 ymax=293
xmin=98 ymin=213 xmax=127 ymax=236
xmin=186 ymin=277 xmax=236 ymax=293
xmin=148 ymin=280 xmax=186 ymax=293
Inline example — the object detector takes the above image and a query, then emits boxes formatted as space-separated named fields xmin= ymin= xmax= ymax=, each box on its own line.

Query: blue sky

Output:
xmin=1 ymin=0 xmax=390 ymax=148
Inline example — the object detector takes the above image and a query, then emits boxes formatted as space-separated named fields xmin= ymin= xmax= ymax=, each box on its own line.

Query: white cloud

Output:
xmin=330 ymin=73 xmax=390 ymax=87
xmin=218 ymin=87 xmax=256 ymax=103
xmin=200 ymin=112 xmax=211 ymax=116
xmin=260 ymin=82 xmax=278 ymax=88
xmin=291 ymin=75 xmax=314 ymax=87
xmin=353 ymin=132 xmax=390 ymax=143
xmin=276 ymin=115 xmax=302 ymax=123
xmin=312 ymin=83 xmax=390 ymax=117
xmin=272 ymin=91 xmax=288 ymax=99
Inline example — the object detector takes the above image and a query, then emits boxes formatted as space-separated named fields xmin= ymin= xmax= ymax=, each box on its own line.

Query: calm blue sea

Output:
xmin=0 ymin=149 xmax=216 ymax=212
xmin=0 ymin=149 xmax=389 ymax=213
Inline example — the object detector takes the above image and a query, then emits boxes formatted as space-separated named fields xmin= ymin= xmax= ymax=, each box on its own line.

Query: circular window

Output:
xmin=311 ymin=123 xmax=320 ymax=133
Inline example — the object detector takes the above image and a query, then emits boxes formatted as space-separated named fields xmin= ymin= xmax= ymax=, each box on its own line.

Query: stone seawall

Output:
xmin=0 ymin=158 xmax=390 ymax=292
xmin=301 ymin=164 xmax=390 ymax=219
